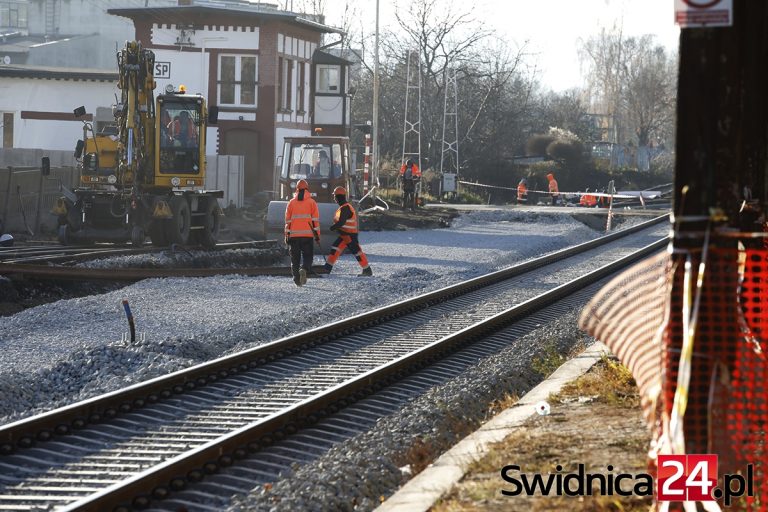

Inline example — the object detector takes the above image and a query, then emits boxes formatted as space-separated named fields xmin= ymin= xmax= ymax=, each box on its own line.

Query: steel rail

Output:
xmin=63 ymin=237 xmax=667 ymax=512
xmin=0 ymin=262 xmax=313 ymax=281
xmin=0 ymin=241 xmax=277 ymax=266
xmin=0 ymin=214 xmax=668 ymax=453
xmin=0 ymin=236 xmax=666 ymax=511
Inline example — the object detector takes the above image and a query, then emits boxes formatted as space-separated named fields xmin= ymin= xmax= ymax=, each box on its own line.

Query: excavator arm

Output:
xmin=116 ymin=41 xmax=156 ymax=189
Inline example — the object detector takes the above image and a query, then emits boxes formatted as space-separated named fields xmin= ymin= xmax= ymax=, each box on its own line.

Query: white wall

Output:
xmin=314 ymin=96 xmax=343 ymax=125
xmin=151 ymin=24 xmax=260 ymax=51
xmin=206 ymin=127 xmax=219 ymax=156
xmin=0 ymin=77 xmax=116 ymax=150
xmin=152 ymin=48 xmax=206 ymax=98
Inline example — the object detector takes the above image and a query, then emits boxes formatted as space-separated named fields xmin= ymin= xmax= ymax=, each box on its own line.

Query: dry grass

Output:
xmin=432 ymin=357 xmax=652 ymax=512
xmin=553 ymin=355 xmax=639 ymax=408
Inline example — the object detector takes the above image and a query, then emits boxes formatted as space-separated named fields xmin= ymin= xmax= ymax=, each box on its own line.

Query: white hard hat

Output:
xmin=0 ymin=234 xmax=13 ymax=247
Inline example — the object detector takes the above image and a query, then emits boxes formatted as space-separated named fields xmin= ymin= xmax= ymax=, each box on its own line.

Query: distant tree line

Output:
xmin=309 ymin=0 xmax=677 ymax=197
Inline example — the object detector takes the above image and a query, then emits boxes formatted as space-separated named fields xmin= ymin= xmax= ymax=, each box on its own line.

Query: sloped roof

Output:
xmin=312 ymin=49 xmax=354 ymax=65
xmin=108 ymin=4 xmax=343 ymax=34
xmin=0 ymin=64 xmax=117 ymax=81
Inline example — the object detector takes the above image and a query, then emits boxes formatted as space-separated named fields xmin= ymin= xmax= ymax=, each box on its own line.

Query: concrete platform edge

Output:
xmin=374 ymin=341 xmax=611 ymax=512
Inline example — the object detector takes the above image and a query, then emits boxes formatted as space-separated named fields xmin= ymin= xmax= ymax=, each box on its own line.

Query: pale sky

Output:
xmin=321 ymin=0 xmax=680 ymax=92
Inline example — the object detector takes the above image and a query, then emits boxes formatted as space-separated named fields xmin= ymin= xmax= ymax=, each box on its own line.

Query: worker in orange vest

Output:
xmin=546 ymin=172 xmax=560 ymax=206
xmin=517 ymin=178 xmax=528 ymax=205
xmin=169 ymin=110 xmax=198 ymax=147
xmin=399 ymin=159 xmax=422 ymax=210
xmin=284 ymin=179 xmax=320 ymax=286
xmin=323 ymin=186 xmax=373 ymax=276
xmin=580 ymin=192 xmax=597 ymax=207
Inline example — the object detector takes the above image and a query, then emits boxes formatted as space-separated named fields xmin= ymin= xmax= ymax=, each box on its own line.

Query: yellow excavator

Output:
xmin=49 ymin=40 xmax=223 ymax=247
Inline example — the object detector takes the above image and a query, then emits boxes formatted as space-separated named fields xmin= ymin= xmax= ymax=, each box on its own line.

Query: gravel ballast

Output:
xmin=0 ymin=210 xmax=636 ymax=426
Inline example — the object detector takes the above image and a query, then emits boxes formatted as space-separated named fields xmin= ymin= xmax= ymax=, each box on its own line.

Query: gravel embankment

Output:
xmin=0 ymin=210 xmax=610 ymax=426
xmin=228 ymin=312 xmax=589 ymax=512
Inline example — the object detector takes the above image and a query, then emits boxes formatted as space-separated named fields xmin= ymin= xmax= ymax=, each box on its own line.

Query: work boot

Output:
xmin=292 ymin=267 xmax=301 ymax=287
xmin=299 ymin=268 xmax=307 ymax=286
xmin=323 ymin=263 xmax=333 ymax=274
xmin=359 ymin=266 xmax=373 ymax=277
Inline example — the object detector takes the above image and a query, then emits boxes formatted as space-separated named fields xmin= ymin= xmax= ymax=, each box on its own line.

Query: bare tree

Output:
xmin=579 ymin=27 xmax=677 ymax=169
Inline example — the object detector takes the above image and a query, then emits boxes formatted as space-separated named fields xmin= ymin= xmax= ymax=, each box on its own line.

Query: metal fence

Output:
xmin=0 ymin=165 xmax=79 ymax=235
xmin=0 ymin=152 xmax=245 ymax=236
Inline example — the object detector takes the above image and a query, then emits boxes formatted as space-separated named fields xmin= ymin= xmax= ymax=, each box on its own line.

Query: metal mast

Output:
xmin=440 ymin=67 xmax=459 ymax=194
xmin=401 ymin=49 xmax=422 ymax=173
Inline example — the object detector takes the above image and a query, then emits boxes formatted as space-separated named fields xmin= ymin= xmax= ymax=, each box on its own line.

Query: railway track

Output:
xmin=0 ymin=241 xmax=277 ymax=265
xmin=0 ymin=240 xmax=303 ymax=281
xmin=0 ymin=216 xmax=668 ymax=511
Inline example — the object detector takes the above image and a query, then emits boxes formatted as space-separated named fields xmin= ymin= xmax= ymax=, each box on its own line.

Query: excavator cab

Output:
xmin=156 ymin=96 xmax=205 ymax=187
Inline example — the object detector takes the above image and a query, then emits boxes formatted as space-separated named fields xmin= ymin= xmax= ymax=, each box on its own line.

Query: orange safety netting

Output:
xmin=580 ymin=247 xmax=768 ymax=510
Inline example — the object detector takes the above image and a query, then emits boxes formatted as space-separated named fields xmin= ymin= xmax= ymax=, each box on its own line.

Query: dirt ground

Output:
xmin=220 ymin=204 xmax=460 ymax=240
xmin=0 ymin=206 xmax=460 ymax=317
xmin=432 ymin=358 xmax=653 ymax=512
xmin=359 ymin=206 xmax=459 ymax=231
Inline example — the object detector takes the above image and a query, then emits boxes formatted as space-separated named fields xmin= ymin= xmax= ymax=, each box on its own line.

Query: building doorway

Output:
xmin=1 ymin=113 xmax=13 ymax=148
xmin=221 ymin=127 xmax=260 ymax=195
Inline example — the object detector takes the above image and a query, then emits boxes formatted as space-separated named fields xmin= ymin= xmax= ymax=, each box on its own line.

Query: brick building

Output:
xmin=109 ymin=1 xmax=352 ymax=197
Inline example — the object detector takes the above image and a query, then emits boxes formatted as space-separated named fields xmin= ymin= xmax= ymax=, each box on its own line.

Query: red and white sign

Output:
xmin=675 ymin=0 xmax=732 ymax=27
xmin=657 ymin=454 xmax=718 ymax=501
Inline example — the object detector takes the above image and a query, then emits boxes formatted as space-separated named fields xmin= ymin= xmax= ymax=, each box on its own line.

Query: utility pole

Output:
xmin=372 ymin=0 xmax=380 ymax=190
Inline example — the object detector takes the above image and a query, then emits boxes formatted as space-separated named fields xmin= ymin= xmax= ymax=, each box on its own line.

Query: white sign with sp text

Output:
xmin=154 ymin=61 xmax=171 ymax=79
xmin=675 ymin=0 xmax=732 ymax=28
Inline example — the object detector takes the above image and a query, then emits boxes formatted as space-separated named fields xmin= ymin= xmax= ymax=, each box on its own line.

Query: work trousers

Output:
xmin=402 ymin=180 xmax=417 ymax=210
xmin=327 ymin=233 xmax=369 ymax=268
xmin=289 ymin=237 xmax=314 ymax=277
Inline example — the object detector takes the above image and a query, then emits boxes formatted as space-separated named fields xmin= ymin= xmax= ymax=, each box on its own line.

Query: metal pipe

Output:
xmin=122 ymin=299 xmax=136 ymax=343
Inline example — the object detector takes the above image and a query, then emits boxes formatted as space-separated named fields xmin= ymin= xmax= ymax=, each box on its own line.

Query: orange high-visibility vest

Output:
xmin=399 ymin=163 xmax=422 ymax=178
xmin=548 ymin=178 xmax=559 ymax=196
xmin=517 ymin=182 xmax=528 ymax=201
xmin=285 ymin=194 xmax=320 ymax=238
xmin=334 ymin=202 xmax=358 ymax=234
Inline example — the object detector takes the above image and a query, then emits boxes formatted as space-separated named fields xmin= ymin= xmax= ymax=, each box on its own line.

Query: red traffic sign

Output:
xmin=675 ymin=0 xmax=732 ymax=27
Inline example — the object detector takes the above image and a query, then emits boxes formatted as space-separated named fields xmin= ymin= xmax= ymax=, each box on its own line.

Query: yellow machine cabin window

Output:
xmin=159 ymin=103 xmax=201 ymax=174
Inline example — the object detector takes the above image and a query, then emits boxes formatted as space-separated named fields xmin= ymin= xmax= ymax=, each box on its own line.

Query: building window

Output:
xmin=217 ymin=54 xmax=258 ymax=107
xmin=316 ymin=65 xmax=340 ymax=93
xmin=0 ymin=2 xmax=27 ymax=29
xmin=297 ymin=62 xmax=305 ymax=113
xmin=278 ymin=57 xmax=294 ymax=112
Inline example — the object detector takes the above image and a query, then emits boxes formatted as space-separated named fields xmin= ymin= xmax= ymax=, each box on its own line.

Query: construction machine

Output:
xmin=51 ymin=41 xmax=223 ymax=247
xmin=265 ymin=135 xmax=353 ymax=252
